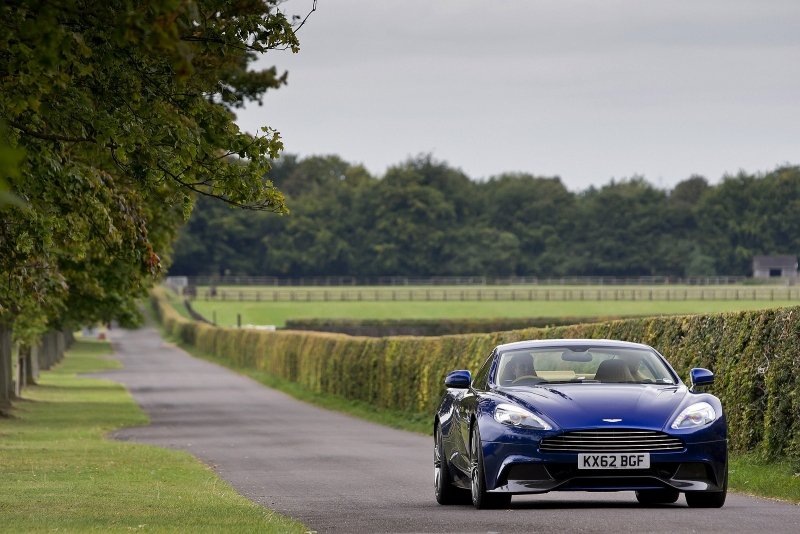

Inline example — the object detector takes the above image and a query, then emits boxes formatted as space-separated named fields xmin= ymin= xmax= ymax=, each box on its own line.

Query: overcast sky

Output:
xmin=236 ymin=0 xmax=800 ymax=191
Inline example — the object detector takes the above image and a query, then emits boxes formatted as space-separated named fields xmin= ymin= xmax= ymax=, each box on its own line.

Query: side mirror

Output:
xmin=689 ymin=368 xmax=714 ymax=391
xmin=444 ymin=369 xmax=471 ymax=389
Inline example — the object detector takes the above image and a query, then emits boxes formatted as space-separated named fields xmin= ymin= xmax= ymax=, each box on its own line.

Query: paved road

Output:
xmin=99 ymin=327 xmax=800 ymax=533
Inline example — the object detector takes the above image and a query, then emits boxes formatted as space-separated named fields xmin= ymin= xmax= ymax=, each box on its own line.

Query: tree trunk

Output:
xmin=39 ymin=331 xmax=65 ymax=368
xmin=39 ymin=333 xmax=52 ymax=370
xmin=56 ymin=331 xmax=65 ymax=364
xmin=63 ymin=329 xmax=75 ymax=348
xmin=25 ymin=344 xmax=39 ymax=385
xmin=14 ymin=343 xmax=23 ymax=397
xmin=0 ymin=325 xmax=13 ymax=411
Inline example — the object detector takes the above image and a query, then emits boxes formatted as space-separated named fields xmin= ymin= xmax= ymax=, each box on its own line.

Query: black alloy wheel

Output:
xmin=434 ymin=425 xmax=470 ymax=505
xmin=469 ymin=425 xmax=512 ymax=509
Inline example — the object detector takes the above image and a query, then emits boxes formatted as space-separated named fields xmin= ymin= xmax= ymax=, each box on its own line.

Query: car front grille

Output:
xmin=539 ymin=429 xmax=684 ymax=453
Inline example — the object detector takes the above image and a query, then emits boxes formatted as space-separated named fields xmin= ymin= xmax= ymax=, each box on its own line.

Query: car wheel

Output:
xmin=635 ymin=488 xmax=680 ymax=505
xmin=686 ymin=463 xmax=727 ymax=508
xmin=434 ymin=425 xmax=470 ymax=505
xmin=685 ymin=489 xmax=727 ymax=508
xmin=470 ymin=425 xmax=512 ymax=510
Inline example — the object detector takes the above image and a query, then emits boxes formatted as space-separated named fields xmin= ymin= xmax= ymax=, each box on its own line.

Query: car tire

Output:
xmin=685 ymin=489 xmax=727 ymax=508
xmin=470 ymin=425 xmax=512 ymax=510
xmin=686 ymin=463 xmax=727 ymax=508
xmin=434 ymin=425 xmax=470 ymax=505
xmin=635 ymin=488 xmax=680 ymax=505
xmin=686 ymin=464 xmax=728 ymax=508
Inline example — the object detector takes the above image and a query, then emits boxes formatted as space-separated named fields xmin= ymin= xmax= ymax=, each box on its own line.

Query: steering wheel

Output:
xmin=511 ymin=374 xmax=540 ymax=385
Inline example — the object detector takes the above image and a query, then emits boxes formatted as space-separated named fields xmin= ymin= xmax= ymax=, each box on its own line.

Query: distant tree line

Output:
xmin=169 ymin=155 xmax=800 ymax=278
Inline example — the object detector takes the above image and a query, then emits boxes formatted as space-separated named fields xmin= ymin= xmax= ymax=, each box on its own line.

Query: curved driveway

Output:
xmin=99 ymin=327 xmax=800 ymax=533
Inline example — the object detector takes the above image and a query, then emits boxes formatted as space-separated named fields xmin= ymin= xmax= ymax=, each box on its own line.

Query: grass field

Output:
xmin=185 ymin=297 xmax=800 ymax=328
xmin=0 ymin=339 xmax=306 ymax=533
xmin=188 ymin=284 xmax=800 ymax=305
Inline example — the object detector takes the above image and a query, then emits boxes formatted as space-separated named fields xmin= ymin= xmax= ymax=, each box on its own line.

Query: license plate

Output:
xmin=578 ymin=453 xmax=650 ymax=470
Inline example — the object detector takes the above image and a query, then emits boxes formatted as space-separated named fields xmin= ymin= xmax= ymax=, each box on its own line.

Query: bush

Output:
xmin=151 ymin=287 xmax=800 ymax=459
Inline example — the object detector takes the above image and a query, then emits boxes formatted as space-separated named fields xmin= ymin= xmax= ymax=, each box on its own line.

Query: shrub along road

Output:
xmin=100 ymin=327 xmax=800 ymax=534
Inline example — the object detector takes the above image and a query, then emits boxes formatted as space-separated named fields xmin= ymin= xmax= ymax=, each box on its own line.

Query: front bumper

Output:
xmin=483 ymin=439 xmax=728 ymax=494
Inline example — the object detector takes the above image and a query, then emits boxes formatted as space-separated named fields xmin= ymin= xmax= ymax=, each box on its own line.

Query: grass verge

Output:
xmin=0 ymin=339 xmax=307 ymax=533
xmin=729 ymin=453 xmax=800 ymax=503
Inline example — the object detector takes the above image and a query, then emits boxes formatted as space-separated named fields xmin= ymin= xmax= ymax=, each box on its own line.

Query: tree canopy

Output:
xmin=171 ymin=156 xmax=800 ymax=279
xmin=1 ymin=0 xmax=309 ymax=340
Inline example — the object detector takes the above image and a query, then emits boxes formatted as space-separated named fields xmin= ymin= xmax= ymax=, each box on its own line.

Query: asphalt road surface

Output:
xmin=98 ymin=327 xmax=800 ymax=533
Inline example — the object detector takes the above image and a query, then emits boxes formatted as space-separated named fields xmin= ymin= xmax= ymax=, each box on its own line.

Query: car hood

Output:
xmin=499 ymin=384 xmax=688 ymax=431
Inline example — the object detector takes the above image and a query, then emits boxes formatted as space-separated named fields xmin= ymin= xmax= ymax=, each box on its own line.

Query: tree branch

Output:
xmin=158 ymin=163 xmax=279 ymax=212
xmin=293 ymin=0 xmax=317 ymax=34
xmin=9 ymin=120 xmax=94 ymax=144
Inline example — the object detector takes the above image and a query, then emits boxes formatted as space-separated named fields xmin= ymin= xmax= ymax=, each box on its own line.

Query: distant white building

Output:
xmin=752 ymin=255 xmax=798 ymax=279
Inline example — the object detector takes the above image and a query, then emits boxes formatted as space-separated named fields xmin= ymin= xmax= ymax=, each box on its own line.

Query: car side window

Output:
xmin=471 ymin=351 xmax=495 ymax=390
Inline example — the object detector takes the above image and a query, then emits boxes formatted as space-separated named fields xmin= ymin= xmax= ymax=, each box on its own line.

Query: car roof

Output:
xmin=495 ymin=338 xmax=655 ymax=352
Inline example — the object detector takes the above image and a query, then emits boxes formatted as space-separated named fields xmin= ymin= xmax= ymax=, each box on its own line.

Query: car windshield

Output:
xmin=495 ymin=346 xmax=676 ymax=387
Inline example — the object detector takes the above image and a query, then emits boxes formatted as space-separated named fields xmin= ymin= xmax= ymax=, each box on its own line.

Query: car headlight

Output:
xmin=494 ymin=403 xmax=552 ymax=430
xmin=670 ymin=401 xmax=717 ymax=429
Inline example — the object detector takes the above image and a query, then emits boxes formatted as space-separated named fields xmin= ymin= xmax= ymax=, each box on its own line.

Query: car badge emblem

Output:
xmin=602 ymin=418 xmax=623 ymax=423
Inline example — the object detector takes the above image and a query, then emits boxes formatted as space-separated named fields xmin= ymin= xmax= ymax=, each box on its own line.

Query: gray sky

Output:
xmin=237 ymin=0 xmax=800 ymax=191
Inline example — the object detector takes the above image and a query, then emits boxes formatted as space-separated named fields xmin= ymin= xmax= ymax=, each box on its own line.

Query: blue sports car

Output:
xmin=434 ymin=339 xmax=727 ymax=509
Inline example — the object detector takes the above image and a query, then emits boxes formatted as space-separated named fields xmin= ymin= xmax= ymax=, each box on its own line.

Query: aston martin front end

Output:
xmin=434 ymin=339 xmax=727 ymax=509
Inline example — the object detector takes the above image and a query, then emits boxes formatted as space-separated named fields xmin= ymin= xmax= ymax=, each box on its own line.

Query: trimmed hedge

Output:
xmin=152 ymin=287 xmax=800 ymax=460
xmin=283 ymin=316 xmax=638 ymax=337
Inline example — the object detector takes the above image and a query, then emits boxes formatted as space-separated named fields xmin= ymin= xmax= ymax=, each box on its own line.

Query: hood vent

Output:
xmin=540 ymin=429 xmax=684 ymax=452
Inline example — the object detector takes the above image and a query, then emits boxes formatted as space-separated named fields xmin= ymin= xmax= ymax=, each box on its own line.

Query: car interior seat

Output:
xmin=593 ymin=358 xmax=635 ymax=382
xmin=500 ymin=354 xmax=537 ymax=384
